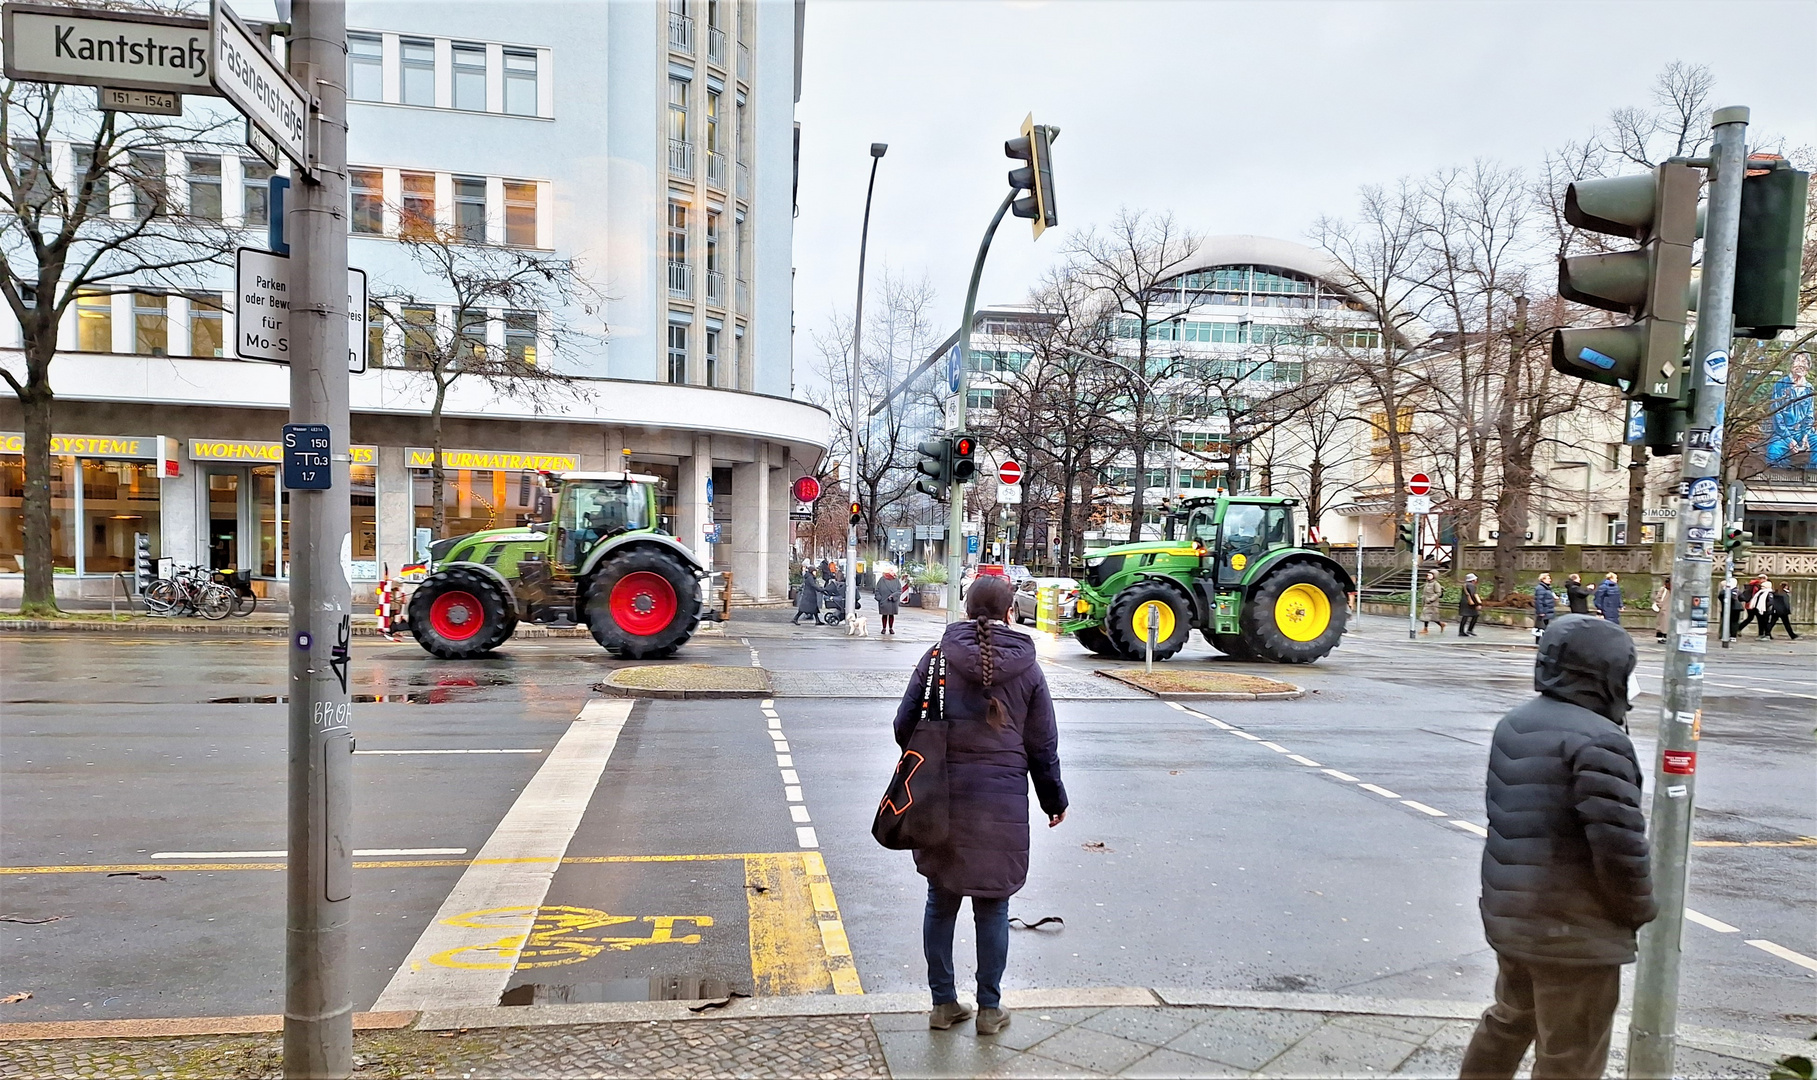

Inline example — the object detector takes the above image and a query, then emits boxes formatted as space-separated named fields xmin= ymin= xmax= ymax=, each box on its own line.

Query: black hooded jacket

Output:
xmin=1479 ymin=615 xmax=1657 ymax=965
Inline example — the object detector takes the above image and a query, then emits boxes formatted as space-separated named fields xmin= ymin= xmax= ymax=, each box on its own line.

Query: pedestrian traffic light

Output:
xmin=1397 ymin=519 xmax=1417 ymax=551
xmin=1005 ymin=115 xmax=1059 ymax=240
xmin=849 ymin=502 xmax=863 ymax=526
xmin=1733 ymin=160 xmax=1811 ymax=338
xmin=951 ymin=434 xmax=978 ymax=484
xmin=915 ymin=436 xmax=952 ymax=499
xmin=1552 ymin=162 xmax=1699 ymax=402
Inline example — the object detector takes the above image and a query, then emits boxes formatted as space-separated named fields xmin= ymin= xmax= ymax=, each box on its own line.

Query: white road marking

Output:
xmin=1165 ymin=702 xmax=1189 ymax=711
xmin=796 ymin=826 xmax=819 ymax=848
xmin=1230 ymin=731 xmax=1261 ymax=741
xmin=1401 ymin=801 xmax=1448 ymax=817
xmin=151 ymin=848 xmax=466 ymax=859
xmin=789 ymin=805 xmax=811 ymax=823
xmin=1203 ymin=717 xmax=1235 ymax=730
xmin=1322 ymin=769 xmax=1360 ymax=783
xmin=780 ymin=770 xmax=800 ymax=784
xmin=773 ymin=740 xmax=790 ymax=752
xmin=1746 ymin=939 xmax=1817 ymax=972
xmin=1450 ymin=820 xmax=1489 ymax=837
xmin=371 ymin=698 xmax=632 ymax=1011
xmin=1287 ymin=755 xmax=1323 ymax=767
xmin=785 ymin=786 xmax=803 ymax=802
xmin=1259 ymin=741 xmax=1291 ymax=753
xmin=1358 ymin=783 xmax=1401 ymax=799
xmin=776 ymin=755 xmax=793 ymax=767
xmin=767 ymin=718 xmax=782 ymax=730
xmin=761 ymin=699 xmax=774 ymax=708
xmin=353 ymin=748 xmax=543 ymax=755
xmin=1684 ymin=908 xmax=1740 ymax=933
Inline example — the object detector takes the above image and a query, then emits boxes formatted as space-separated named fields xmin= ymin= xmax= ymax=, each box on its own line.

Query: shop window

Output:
xmin=413 ymin=467 xmax=538 ymax=539
xmin=350 ymin=464 xmax=378 ymax=573
xmin=349 ymin=168 xmax=384 ymax=235
xmin=75 ymin=290 xmax=112 ymax=352
xmin=82 ymin=460 xmax=159 ymax=574
xmin=253 ymin=466 xmax=282 ymax=577
xmin=188 ymin=293 xmax=225 ymax=357
xmin=505 ymin=311 xmax=537 ymax=365
xmin=401 ymin=171 xmax=435 ymax=239
xmin=0 ymin=455 xmax=77 ymax=574
xmin=452 ymin=43 xmax=487 ymax=111
xmin=504 ymin=181 xmax=537 ymax=246
xmin=504 ymin=49 xmax=538 ymax=116
xmin=133 ymin=293 xmax=168 ymax=355
xmin=242 ymin=160 xmax=273 ymax=226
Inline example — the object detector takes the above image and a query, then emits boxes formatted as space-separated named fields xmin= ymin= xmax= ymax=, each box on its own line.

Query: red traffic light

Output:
xmin=954 ymin=436 xmax=975 ymax=456
xmin=792 ymin=476 xmax=822 ymax=502
xmin=849 ymin=502 xmax=862 ymax=516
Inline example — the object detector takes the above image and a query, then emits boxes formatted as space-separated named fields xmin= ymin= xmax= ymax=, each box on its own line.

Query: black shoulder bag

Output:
xmin=871 ymin=647 xmax=950 ymax=850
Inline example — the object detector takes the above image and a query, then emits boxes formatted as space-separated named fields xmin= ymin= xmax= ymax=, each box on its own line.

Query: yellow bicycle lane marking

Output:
xmin=427 ymin=905 xmax=713 ymax=970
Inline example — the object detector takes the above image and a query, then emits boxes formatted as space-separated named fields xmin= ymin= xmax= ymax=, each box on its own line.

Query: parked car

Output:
xmin=1014 ymin=576 xmax=1080 ymax=625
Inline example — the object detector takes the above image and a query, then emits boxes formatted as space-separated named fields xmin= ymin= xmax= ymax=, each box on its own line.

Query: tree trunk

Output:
xmin=17 ymin=344 xmax=57 ymax=613
xmin=1490 ymin=299 xmax=1530 ymax=603
xmin=1056 ymin=460 xmax=1078 ymax=569
xmin=1125 ymin=431 xmax=1147 ymax=544
xmin=1625 ymin=445 xmax=1648 ymax=545
xmin=430 ymin=380 xmax=449 ymax=538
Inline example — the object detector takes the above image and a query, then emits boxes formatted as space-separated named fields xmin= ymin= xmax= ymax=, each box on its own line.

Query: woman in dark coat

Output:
xmin=892 ymin=575 xmax=1067 ymax=1036
xmin=792 ymin=563 xmax=820 ymax=625
xmin=873 ymin=569 xmax=902 ymax=634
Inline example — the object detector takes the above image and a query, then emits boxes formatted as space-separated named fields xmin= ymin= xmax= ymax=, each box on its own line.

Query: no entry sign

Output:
xmin=999 ymin=460 xmax=1022 ymax=485
xmin=1408 ymin=473 xmax=1431 ymax=496
xmin=791 ymin=475 xmax=822 ymax=503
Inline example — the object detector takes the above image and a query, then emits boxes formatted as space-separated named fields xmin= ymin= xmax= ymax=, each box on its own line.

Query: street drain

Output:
xmin=500 ymin=974 xmax=741 ymax=1006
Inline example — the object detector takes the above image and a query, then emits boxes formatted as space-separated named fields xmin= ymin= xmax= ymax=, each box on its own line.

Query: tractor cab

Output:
xmin=551 ymin=473 xmax=659 ymax=570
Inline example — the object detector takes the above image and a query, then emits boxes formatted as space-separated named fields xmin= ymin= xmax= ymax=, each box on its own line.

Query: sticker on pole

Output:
xmin=1662 ymin=749 xmax=1696 ymax=775
xmin=1677 ymin=633 xmax=1707 ymax=654
xmin=1703 ymin=350 xmax=1728 ymax=387
xmin=1688 ymin=478 xmax=1719 ymax=510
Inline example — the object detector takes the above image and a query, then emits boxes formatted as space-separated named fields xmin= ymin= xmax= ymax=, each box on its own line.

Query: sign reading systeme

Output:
xmin=2 ymin=3 xmax=214 ymax=94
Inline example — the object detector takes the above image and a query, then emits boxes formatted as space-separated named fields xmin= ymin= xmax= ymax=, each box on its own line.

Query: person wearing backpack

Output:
xmin=891 ymin=575 xmax=1067 ymax=1037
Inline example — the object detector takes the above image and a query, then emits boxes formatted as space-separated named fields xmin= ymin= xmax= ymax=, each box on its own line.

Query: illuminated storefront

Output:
xmin=187 ymin=439 xmax=380 ymax=581
xmin=0 ymin=433 xmax=161 ymax=577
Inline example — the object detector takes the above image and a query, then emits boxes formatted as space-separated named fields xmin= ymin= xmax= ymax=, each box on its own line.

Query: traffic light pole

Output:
xmin=1627 ymin=105 xmax=1750 ymax=1080
xmin=1406 ymin=514 xmax=1419 ymax=640
xmin=947 ymin=191 xmax=1016 ymax=620
xmin=285 ymin=1 xmax=355 ymax=1076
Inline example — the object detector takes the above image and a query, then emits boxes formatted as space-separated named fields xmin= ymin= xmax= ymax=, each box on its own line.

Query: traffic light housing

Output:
xmin=1552 ymin=162 xmax=1699 ymax=402
xmin=951 ymin=434 xmax=978 ymax=483
xmin=1397 ymin=519 xmax=1417 ymax=551
xmin=1733 ymin=162 xmax=1811 ymax=338
xmin=1722 ymin=523 xmax=1754 ymax=568
xmin=1005 ymin=114 xmax=1059 ymax=239
xmin=915 ymin=437 xmax=952 ymax=499
xmin=848 ymin=502 xmax=863 ymax=526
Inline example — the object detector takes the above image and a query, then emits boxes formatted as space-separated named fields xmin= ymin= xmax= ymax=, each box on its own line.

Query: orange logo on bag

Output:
xmin=881 ymin=750 xmax=926 ymax=817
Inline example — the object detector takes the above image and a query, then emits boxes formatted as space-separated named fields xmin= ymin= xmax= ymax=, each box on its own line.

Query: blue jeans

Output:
xmin=923 ymin=883 xmax=1009 ymax=1009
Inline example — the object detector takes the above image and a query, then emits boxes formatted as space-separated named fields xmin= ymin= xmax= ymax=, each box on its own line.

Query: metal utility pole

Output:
xmin=947 ymin=192 xmax=1015 ymax=619
xmin=1627 ymin=105 xmax=1749 ymax=1080
xmin=284 ymin=0 xmax=354 ymax=1075
xmin=1406 ymin=518 xmax=1419 ymax=640
xmin=847 ymin=143 xmax=886 ymax=626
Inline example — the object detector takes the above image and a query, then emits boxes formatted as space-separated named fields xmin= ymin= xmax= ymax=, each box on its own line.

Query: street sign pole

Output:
xmin=1407 ymin=512 xmax=1420 ymax=640
xmin=280 ymin=0 xmax=352 ymax=1076
xmin=948 ymin=191 xmax=1016 ymax=620
xmin=1627 ymin=106 xmax=1750 ymax=1080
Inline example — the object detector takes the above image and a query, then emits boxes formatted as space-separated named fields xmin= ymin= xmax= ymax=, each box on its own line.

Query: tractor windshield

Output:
xmin=1216 ymin=503 xmax=1292 ymax=583
xmin=557 ymin=480 xmax=649 ymax=567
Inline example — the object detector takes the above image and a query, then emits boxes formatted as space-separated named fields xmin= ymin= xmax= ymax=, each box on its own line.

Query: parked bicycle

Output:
xmin=212 ymin=568 xmax=258 ymax=617
xmin=143 ymin=564 xmax=236 ymax=620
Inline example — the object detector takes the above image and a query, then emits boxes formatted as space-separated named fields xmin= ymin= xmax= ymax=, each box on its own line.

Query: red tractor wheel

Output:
xmin=409 ymin=567 xmax=513 ymax=659
xmin=586 ymin=547 xmax=702 ymax=660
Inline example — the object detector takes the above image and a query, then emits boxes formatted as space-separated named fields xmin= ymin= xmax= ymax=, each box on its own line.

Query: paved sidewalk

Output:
xmin=2 ymin=987 xmax=1800 ymax=1078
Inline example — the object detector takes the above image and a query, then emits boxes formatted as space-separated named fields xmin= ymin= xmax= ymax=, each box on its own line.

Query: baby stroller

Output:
xmin=819 ymin=587 xmax=859 ymax=625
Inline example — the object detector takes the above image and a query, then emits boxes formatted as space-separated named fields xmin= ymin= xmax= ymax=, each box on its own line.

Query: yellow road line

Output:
xmin=803 ymin=851 xmax=864 ymax=995
xmin=1693 ymin=837 xmax=1817 ymax=848
xmin=1 ymin=853 xmax=771 ymax=875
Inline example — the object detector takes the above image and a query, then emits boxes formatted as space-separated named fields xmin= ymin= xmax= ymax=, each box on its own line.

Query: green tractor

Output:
xmin=1063 ymin=495 xmax=1353 ymax=664
xmin=407 ymin=471 xmax=706 ymax=660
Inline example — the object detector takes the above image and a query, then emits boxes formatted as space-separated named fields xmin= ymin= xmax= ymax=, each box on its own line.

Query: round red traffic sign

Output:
xmin=998 ymin=461 xmax=1022 ymax=485
xmin=1408 ymin=473 xmax=1431 ymax=496
xmin=791 ymin=475 xmax=821 ymax=503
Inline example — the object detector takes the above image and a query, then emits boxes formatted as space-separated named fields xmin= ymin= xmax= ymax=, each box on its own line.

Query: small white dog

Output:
xmin=847 ymin=613 xmax=869 ymax=637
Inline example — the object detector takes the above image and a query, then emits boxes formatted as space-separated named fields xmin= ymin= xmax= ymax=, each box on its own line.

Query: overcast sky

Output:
xmin=790 ymin=0 xmax=1817 ymax=386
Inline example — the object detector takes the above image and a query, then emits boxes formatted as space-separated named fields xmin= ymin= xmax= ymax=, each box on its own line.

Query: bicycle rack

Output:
xmin=110 ymin=572 xmax=139 ymax=619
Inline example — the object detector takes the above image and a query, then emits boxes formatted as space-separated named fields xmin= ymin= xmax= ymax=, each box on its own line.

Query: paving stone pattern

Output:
xmin=0 ymin=1006 xmax=1771 ymax=1079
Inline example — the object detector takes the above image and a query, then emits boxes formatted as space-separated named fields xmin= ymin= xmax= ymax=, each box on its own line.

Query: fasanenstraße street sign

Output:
xmin=210 ymin=0 xmax=308 ymax=172
xmin=2 ymin=2 xmax=213 ymax=95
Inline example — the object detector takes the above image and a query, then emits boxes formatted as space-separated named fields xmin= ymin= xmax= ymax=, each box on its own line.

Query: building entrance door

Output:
xmin=206 ymin=469 xmax=246 ymax=571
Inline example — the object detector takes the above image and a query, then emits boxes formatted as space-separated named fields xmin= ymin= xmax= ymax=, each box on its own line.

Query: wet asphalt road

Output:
xmin=0 ymin=610 xmax=1810 ymax=1039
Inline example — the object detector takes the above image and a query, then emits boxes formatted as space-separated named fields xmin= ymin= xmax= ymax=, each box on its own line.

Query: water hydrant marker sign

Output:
xmin=282 ymin=424 xmax=332 ymax=490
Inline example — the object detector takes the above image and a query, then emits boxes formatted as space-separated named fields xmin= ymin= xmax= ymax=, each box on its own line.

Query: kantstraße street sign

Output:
xmin=2 ymin=3 xmax=214 ymax=95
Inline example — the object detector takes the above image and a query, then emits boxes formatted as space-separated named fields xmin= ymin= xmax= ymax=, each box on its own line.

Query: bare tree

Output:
xmin=377 ymin=220 xmax=602 ymax=538
xmin=1257 ymin=358 xmax=1373 ymax=529
xmin=1 ymin=82 xmax=244 ymax=612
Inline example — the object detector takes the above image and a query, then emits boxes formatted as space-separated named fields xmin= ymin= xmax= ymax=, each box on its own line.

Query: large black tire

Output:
xmin=585 ymin=547 xmax=702 ymax=660
xmin=409 ymin=566 xmax=514 ymax=659
xmin=1073 ymin=625 xmax=1124 ymax=659
xmin=1106 ymin=580 xmax=1194 ymax=661
xmin=1240 ymin=562 xmax=1347 ymax=664
xmin=1206 ymin=630 xmax=1257 ymax=660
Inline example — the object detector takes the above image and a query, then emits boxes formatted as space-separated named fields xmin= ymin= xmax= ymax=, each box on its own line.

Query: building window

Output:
xmin=127 ymin=151 xmax=164 ymax=218
xmin=367 ymin=305 xmax=386 ymax=365
xmin=705 ymin=327 xmax=719 ymax=386
xmin=452 ymin=43 xmax=487 ymax=111
xmin=133 ymin=293 xmax=167 ymax=356
xmin=81 ymin=460 xmax=160 ymax=575
xmin=75 ymin=291 xmax=112 ymax=352
xmin=186 ymin=156 xmax=221 ymax=220
xmin=0 ymin=454 xmax=76 ymax=573
xmin=503 ymin=49 xmax=538 ymax=116
xmin=11 ymin=138 xmax=51 ymax=207
xmin=705 ymin=88 xmax=722 ymax=184
xmin=505 ymin=311 xmax=538 ymax=365
xmin=413 ymin=466 xmax=538 ymax=540
xmin=349 ymin=168 xmax=383 ymax=234
xmin=401 ymin=305 xmax=437 ymax=368
xmin=733 ymin=328 xmax=744 ymax=389
xmin=400 ymin=171 xmax=435 ymax=238
xmin=400 ymin=38 xmax=435 ymax=106
xmin=455 ymin=307 xmax=488 ymax=361
xmin=188 ymin=293 xmax=224 ymax=357
xmin=1554 ymin=517 xmax=1569 ymax=545
xmin=347 ymin=33 xmax=382 ymax=102
xmin=667 ymin=321 xmax=688 ymax=384
xmin=70 ymin=146 xmax=111 ymax=218
xmin=504 ymin=181 xmax=536 ymax=246
xmin=668 ymin=76 xmax=690 ymax=175
xmin=453 ymin=176 xmax=486 ymax=243
xmin=705 ymin=210 xmax=721 ymax=302
xmin=242 ymin=160 xmax=273 ymax=226
xmin=667 ymin=199 xmax=689 ymax=297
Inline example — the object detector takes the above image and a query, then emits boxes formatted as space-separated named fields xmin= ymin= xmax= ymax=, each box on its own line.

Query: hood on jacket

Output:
xmin=1534 ymin=614 xmax=1637 ymax=725
xmin=940 ymin=618 xmax=1038 ymax=687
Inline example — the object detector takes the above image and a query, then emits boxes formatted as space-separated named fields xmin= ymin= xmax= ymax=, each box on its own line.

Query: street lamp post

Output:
xmin=847 ymin=143 xmax=887 ymax=626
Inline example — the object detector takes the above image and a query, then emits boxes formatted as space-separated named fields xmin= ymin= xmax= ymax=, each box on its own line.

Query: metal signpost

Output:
xmin=1405 ymin=474 xmax=1431 ymax=640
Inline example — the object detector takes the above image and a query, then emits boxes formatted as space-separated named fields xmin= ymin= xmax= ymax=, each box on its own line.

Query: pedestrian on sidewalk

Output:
xmin=892 ymin=574 xmax=1067 ymax=1038
xmin=1459 ymin=574 xmax=1484 ymax=637
xmin=792 ymin=562 xmax=821 ymax=625
xmin=1652 ymin=579 xmax=1671 ymax=644
xmin=1564 ymin=573 xmax=1592 ymax=616
xmin=1420 ymin=570 xmax=1446 ymax=635
xmin=1460 ymin=615 xmax=1657 ymax=1080
xmin=1532 ymin=574 xmax=1557 ymax=639
xmin=1749 ymin=577 xmax=1775 ymax=638
xmin=1717 ymin=575 xmax=1742 ymax=638
xmin=874 ymin=568 xmax=901 ymax=635
xmin=1592 ymin=572 xmax=1623 ymax=625
xmin=1763 ymin=581 xmax=1799 ymax=640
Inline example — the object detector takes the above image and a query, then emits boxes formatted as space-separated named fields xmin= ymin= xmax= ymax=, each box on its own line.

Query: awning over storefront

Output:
xmin=1329 ymin=500 xmax=1393 ymax=516
xmin=1743 ymin=485 xmax=1817 ymax=514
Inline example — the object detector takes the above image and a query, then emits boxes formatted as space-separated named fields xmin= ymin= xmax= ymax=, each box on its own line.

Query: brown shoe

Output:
xmin=976 ymin=1007 xmax=1012 ymax=1035
xmin=928 ymin=1002 xmax=972 ymax=1029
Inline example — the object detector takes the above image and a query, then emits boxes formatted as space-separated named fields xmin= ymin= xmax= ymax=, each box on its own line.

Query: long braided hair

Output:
xmin=963 ymin=575 xmax=1016 ymax=730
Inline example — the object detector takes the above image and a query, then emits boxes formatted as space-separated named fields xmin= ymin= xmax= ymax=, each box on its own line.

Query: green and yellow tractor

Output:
xmin=407 ymin=471 xmax=705 ymax=660
xmin=1063 ymin=495 xmax=1353 ymax=664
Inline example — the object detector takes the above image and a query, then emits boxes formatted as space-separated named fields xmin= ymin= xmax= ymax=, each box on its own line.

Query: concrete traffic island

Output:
xmin=1095 ymin=669 xmax=1305 ymax=700
xmin=599 ymin=663 xmax=773 ymax=699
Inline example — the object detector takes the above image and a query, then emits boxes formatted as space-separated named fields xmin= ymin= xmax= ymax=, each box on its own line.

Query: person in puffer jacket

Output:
xmin=1460 ymin=614 xmax=1656 ymax=1080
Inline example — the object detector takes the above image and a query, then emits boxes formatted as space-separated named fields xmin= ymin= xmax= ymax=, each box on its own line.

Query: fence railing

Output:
xmin=706 ymin=151 xmax=726 ymax=188
xmin=667 ymin=261 xmax=691 ymax=299
xmin=669 ymin=12 xmax=694 ymax=52
xmin=707 ymin=26 xmax=727 ymax=65
xmin=668 ymin=138 xmax=693 ymax=178
xmin=705 ymin=270 xmax=724 ymax=304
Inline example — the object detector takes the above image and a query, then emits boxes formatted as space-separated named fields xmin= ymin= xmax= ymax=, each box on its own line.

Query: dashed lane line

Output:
xmin=1358 ymin=783 xmax=1402 ymax=799
xmin=1286 ymin=755 xmax=1323 ymax=768
xmin=1258 ymin=741 xmax=1292 ymax=753
xmin=1450 ymin=820 xmax=1489 ymax=838
xmin=1685 ymin=908 xmax=1740 ymax=933
xmin=1323 ymin=769 xmax=1361 ymax=783
xmin=353 ymin=748 xmax=543 ymax=755
xmin=1400 ymin=801 xmax=1448 ymax=817
xmin=1746 ymin=939 xmax=1817 ymax=972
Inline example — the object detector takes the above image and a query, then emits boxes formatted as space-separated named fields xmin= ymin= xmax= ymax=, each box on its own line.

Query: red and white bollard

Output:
xmin=375 ymin=577 xmax=405 ymax=641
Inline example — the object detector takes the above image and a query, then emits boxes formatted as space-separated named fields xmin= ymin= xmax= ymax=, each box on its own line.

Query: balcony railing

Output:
xmin=707 ymin=26 xmax=727 ymax=66
xmin=735 ymin=276 xmax=749 ymax=314
xmin=669 ymin=12 xmax=693 ymax=52
xmin=737 ymin=41 xmax=751 ymax=81
xmin=706 ymin=151 xmax=726 ymax=188
xmin=734 ymin=160 xmax=749 ymax=200
xmin=705 ymin=270 xmax=725 ymax=304
xmin=668 ymin=138 xmax=693 ymax=177
xmin=667 ymin=261 xmax=691 ymax=299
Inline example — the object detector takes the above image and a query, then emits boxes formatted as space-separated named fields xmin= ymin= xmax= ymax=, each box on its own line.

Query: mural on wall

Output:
xmin=1765 ymin=352 xmax=1814 ymax=469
